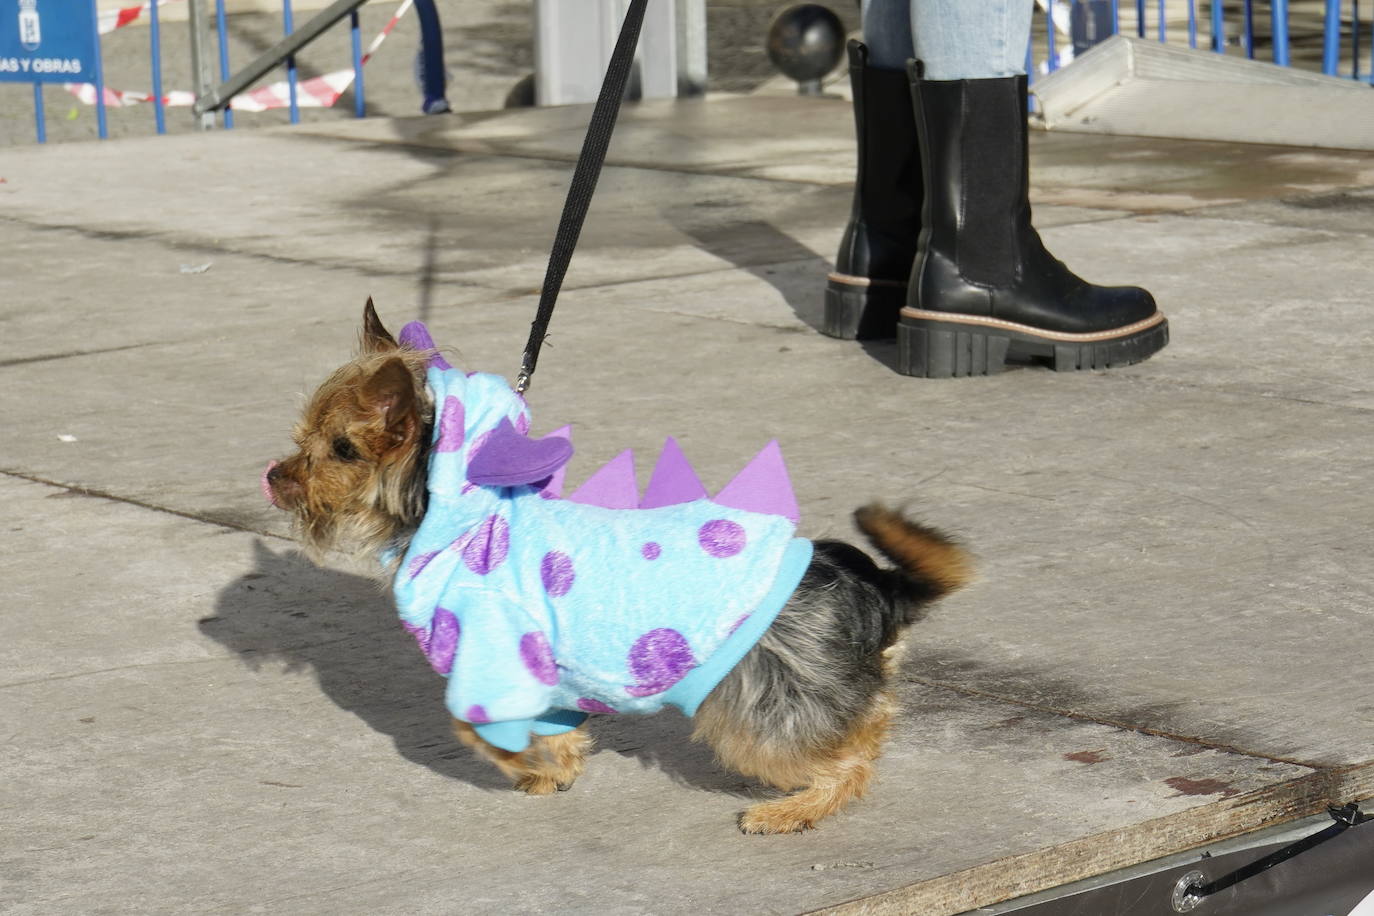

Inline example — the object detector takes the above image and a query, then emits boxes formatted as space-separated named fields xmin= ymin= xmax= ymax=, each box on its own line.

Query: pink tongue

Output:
xmin=261 ymin=461 xmax=280 ymax=508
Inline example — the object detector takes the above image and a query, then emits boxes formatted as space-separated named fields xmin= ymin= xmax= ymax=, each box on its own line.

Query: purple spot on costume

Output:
xmin=698 ymin=519 xmax=746 ymax=558
xmin=641 ymin=541 xmax=661 ymax=560
xmin=434 ymin=396 xmax=465 ymax=453
xmin=520 ymin=631 xmax=559 ymax=686
xmin=625 ymin=628 xmax=695 ymax=696
xmin=426 ymin=608 xmax=459 ymax=674
xmin=407 ymin=549 xmax=439 ymax=580
xmin=540 ymin=551 xmax=575 ymax=597
xmin=577 ymin=698 xmax=618 ymax=715
xmin=462 ymin=514 xmax=509 ymax=575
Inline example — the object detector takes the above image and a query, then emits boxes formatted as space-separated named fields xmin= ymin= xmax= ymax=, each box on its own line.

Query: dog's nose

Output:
xmin=262 ymin=461 xmax=282 ymax=508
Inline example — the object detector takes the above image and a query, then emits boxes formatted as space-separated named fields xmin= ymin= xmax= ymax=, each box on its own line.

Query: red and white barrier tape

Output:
xmin=67 ymin=0 xmax=412 ymax=113
xmin=99 ymin=0 xmax=184 ymax=34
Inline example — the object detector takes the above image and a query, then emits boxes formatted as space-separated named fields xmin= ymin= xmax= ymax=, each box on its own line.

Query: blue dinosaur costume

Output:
xmin=389 ymin=322 xmax=813 ymax=752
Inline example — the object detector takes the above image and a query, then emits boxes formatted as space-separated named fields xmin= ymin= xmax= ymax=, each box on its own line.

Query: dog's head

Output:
xmin=264 ymin=300 xmax=433 ymax=562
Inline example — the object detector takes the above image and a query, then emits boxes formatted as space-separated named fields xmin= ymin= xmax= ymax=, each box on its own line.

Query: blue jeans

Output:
xmin=861 ymin=0 xmax=1034 ymax=79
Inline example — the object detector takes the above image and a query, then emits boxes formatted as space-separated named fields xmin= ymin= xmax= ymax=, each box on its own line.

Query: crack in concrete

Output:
xmin=1 ymin=469 xmax=288 ymax=541
xmin=903 ymin=672 xmax=1333 ymax=771
xmin=0 ymin=341 xmax=162 ymax=369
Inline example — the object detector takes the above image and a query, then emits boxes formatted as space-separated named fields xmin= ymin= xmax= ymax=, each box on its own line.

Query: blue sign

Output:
xmin=0 ymin=0 xmax=101 ymax=84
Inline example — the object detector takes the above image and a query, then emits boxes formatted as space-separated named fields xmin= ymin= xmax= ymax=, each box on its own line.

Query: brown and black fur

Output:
xmin=266 ymin=300 xmax=971 ymax=834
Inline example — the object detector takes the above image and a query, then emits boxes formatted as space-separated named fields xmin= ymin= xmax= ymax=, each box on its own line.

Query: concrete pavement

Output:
xmin=2 ymin=91 xmax=1374 ymax=915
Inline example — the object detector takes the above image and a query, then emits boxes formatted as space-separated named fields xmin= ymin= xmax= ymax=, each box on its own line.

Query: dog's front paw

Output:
xmin=514 ymin=773 xmax=573 ymax=796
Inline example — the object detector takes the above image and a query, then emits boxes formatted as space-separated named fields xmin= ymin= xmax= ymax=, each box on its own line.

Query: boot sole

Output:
xmin=823 ymin=273 xmax=906 ymax=340
xmin=897 ymin=309 xmax=1169 ymax=377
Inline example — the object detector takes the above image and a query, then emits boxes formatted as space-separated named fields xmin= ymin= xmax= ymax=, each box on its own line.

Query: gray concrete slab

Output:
xmin=3 ymin=95 xmax=1374 ymax=914
xmin=0 ymin=476 xmax=1318 ymax=916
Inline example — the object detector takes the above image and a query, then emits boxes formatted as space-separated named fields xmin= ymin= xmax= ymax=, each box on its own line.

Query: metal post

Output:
xmin=1158 ymin=0 xmax=1166 ymax=42
xmin=283 ymin=0 xmax=300 ymax=124
xmin=150 ymin=0 xmax=166 ymax=133
xmin=1189 ymin=0 xmax=1198 ymax=47
xmin=350 ymin=10 xmax=365 ymax=117
xmin=187 ymin=0 xmax=218 ymax=128
xmin=1273 ymin=0 xmax=1290 ymax=64
xmin=1212 ymin=0 xmax=1225 ymax=52
xmin=1046 ymin=0 xmax=1058 ymax=71
xmin=1111 ymin=0 xmax=1120 ymax=35
xmin=1243 ymin=0 xmax=1255 ymax=58
xmin=1324 ymin=0 xmax=1341 ymax=75
xmin=1356 ymin=0 xmax=1364 ymax=80
xmin=1135 ymin=0 xmax=1145 ymax=36
xmin=215 ymin=0 xmax=234 ymax=127
xmin=32 ymin=82 xmax=45 ymax=144
xmin=90 ymin=0 xmax=108 ymax=138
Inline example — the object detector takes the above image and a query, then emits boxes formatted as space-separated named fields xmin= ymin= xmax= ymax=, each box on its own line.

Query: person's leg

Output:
xmin=899 ymin=2 xmax=1167 ymax=375
xmin=910 ymin=0 xmax=1032 ymax=79
xmin=822 ymin=0 xmax=921 ymax=340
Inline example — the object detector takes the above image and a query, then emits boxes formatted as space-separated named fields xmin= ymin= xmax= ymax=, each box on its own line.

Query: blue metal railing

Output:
xmin=1037 ymin=0 xmax=1371 ymax=81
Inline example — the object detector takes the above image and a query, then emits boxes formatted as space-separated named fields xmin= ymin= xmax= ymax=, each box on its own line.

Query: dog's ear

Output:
xmin=361 ymin=297 xmax=399 ymax=352
xmin=359 ymin=357 xmax=420 ymax=453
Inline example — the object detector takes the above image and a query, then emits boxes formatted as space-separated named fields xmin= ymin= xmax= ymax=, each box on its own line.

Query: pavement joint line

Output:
xmin=0 ymin=342 xmax=163 ymax=369
xmin=0 ymin=629 xmax=394 ymax=691
xmin=2 ymin=469 xmax=288 ymax=542
xmin=1108 ymin=370 xmax=1374 ymax=415
xmin=0 ymin=217 xmax=435 ymax=284
xmin=901 ymin=672 xmax=1336 ymax=772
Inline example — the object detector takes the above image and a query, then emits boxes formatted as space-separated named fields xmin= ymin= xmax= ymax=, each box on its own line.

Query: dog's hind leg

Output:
xmin=452 ymin=720 xmax=592 ymax=795
xmin=739 ymin=692 xmax=894 ymax=834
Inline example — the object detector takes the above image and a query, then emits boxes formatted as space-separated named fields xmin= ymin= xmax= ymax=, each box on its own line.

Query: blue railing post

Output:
xmin=1158 ymin=0 xmax=1166 ymax=42
xmin=1047 ymin=0 xmax=1058 ymax=71
xmin=1136 ymin=0 xmax=1146 ymax=36
xmin=150 ymin=0 xmax=166 ymax=133
xmin=215 ymin=0 xmax=234 ymax=128
xmin=1356 ymin=0 xmax=1365 ymax=80
xmin=1111 ymin=0 xmax=1120 ymax=35
xmin=350 ymin=10 xmax=365 ymax=117
xmin=1324 ymin=0 xmax=1342 ymax=74
xmin=1247 ymin=0 xmax=1258 ymax=56
xmin=283 ymin=0 xmax=300 ymax=124
xmin=32 ymin=82 xmax=45 ymax=144
xmin=91 ymin=0 xmax=108 ymax=139
xmin=1273 ymin=0 xmax=1290 ymax=64
xmin=1212 ymin=0 xmax=1225 ymax=52
xmin=1189 ymin=0 xmax=1199 ymax=47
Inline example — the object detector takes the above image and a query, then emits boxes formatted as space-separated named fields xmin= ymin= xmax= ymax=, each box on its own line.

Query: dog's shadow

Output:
xmin=201 ymin=541 xmax=751 ymax=796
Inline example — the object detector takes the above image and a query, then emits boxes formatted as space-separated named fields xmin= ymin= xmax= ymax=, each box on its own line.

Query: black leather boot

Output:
xmin=898 ymin=65 xmax=1169 ymax=377
xmin=823 ymin=41 xmax=922 ymax=340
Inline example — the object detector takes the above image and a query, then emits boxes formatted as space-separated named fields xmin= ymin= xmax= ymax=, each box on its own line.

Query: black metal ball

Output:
xmin=766 ymin=4 xmax=845 ymax=83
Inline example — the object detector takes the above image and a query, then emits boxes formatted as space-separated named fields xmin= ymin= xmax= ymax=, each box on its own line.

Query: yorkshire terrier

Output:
xmin=264 ymin=301 xmax=971 ymax=834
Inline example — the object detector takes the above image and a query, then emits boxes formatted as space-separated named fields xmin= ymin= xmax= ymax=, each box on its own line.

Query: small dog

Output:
xmin=265 ymin=301 xmax=971 ymax=834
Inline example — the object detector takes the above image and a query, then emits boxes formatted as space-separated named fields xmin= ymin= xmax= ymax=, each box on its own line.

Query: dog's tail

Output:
xmin=853 ymin=503 xmax=972 ymax=621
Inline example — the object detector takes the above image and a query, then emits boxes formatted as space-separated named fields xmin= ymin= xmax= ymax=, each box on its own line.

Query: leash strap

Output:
xmin=515 ymin=0 xmax=650 ymax=394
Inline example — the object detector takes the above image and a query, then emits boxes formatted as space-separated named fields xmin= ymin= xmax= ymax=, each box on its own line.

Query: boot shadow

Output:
xmin=203 ymin=540 xmax=748 ymax=794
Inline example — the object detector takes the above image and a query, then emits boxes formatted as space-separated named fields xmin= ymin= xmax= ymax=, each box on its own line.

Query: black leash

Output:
xmin=515 ymin=0 xmax=649 ymax=394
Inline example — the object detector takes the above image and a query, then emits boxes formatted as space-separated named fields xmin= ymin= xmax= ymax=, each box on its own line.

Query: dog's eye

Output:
xmin=332 ymin=436 xmax=360 ymax=461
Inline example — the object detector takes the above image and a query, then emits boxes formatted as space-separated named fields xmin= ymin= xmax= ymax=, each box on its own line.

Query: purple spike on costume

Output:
xmin=640 ymin=437 xmax=708 ymax=509
xmin=467 ymin=417 xmax=573 ymax=487
xmin=397 ymin=321 xmax=451 ymax=370
xmin=568 ymin=449 xmax=639 ymax=510
xmin=712 ymin=440 xmax=800 ymax=523
xmin=540 ymin=426 xmax=572 ymax=497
